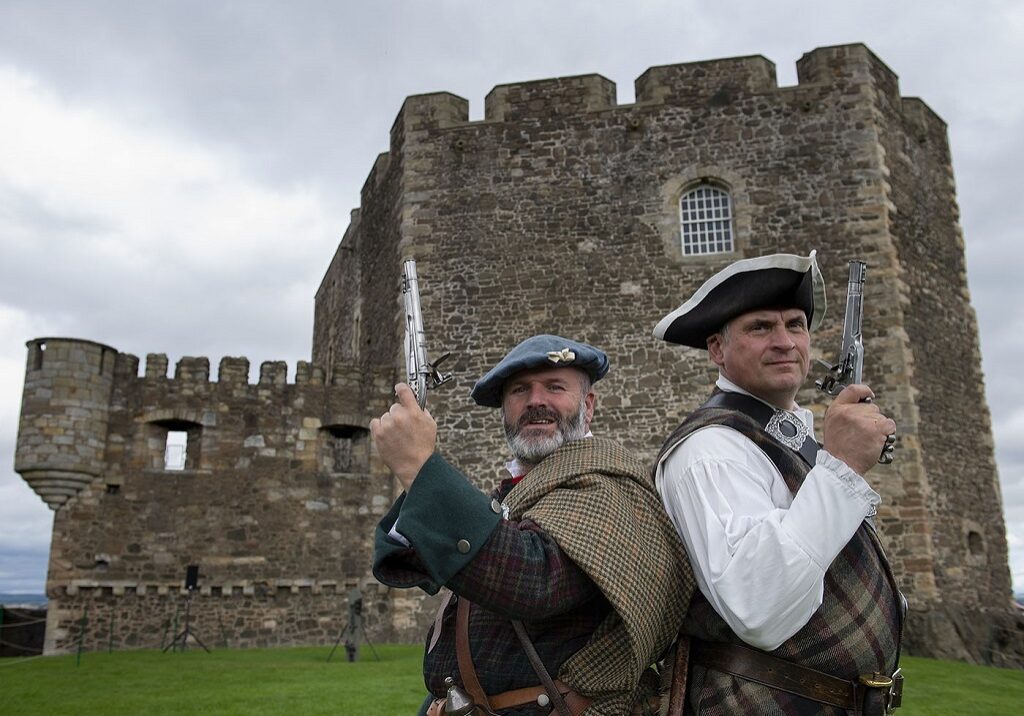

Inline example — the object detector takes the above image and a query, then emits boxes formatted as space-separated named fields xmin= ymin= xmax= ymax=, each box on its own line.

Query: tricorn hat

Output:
xmin=471 ymin=334 xmax=609 ymax=408
xmin=654 ymin=251 xmax=826 ymax=349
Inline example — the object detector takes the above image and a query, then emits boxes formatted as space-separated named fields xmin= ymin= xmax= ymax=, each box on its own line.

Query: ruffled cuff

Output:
xmin=816 ymin=449 xmax=881 ymax=517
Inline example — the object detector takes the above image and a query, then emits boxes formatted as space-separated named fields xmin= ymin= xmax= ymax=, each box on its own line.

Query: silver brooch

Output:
xmin=546 ymin=348 xmax=576 ymax=364
xmin=765 ymin=410 xmax=810 ymax=452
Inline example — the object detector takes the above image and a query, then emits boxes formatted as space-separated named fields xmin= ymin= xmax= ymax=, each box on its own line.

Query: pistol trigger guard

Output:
xmin=425 ymin=352 xmax=453 ymax=389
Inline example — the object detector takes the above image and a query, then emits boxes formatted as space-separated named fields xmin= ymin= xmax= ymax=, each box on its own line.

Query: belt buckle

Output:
xmin=858 ymin=670 xmax=898 ymax=715
xmin=858 ymin=668 xmax=903 ymax=714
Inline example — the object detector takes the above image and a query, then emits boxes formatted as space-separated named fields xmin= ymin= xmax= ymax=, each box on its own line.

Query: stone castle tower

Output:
xmin=17 ymin=44 xmax=1020 ymax=665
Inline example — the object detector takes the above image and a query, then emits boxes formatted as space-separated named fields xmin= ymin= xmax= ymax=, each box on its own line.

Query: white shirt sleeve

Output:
xmin=656 ymin=425 xmax=880 ymax=650
xmin=387 ymin=522 xmax=411 ymax=547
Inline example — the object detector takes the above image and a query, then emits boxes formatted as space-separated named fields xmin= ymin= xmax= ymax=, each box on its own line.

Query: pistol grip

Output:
xmin=878 ymin=433 xmax=896 ymax=465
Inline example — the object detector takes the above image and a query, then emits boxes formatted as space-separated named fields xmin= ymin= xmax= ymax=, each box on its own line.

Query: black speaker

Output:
xmin=185 ymin=565 xmax=199 ymax=591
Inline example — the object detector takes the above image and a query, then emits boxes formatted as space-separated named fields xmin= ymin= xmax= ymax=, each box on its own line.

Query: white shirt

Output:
xmin=655 ymin=375 xmax=880 ymax=651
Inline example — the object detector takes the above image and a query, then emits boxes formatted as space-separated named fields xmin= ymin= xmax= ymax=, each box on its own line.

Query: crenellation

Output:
xmin=121 ymin=355 xmax=337 ymax=389
xmin=362 ymin=154 xmax=390 ymax=206
xmin=174 ymin=356 xmax=210 ymax=384
xmin=114 ymin=352 xmax=140 ymax=379
xmin=295 ymin=360 xmax=324 ymax=385
xmin=796 ymin=44 xmax=899 ymax=97
xmin=635 ymin=55 xmax=776 ymax=105
xmin=391 ymin=92 xmax=469 ymax=158
xmin=403 ymin=91 xmax=469 ymax=129
xmin=258 ymin=360 xmax=288 ymax=385
xmin=145 ymin=353 xmax=168 ymax=378
xmin=484 ymin=74 xmax=616 ymax=123
xmin=218 ymin=356 xmax=250 ymax=384
xmin=901 ymin=97 xmax=949 ymax=146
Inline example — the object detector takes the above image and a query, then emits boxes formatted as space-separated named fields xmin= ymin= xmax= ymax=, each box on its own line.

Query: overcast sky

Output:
xmin=1 ymin=0 xmax=1022 ymax=596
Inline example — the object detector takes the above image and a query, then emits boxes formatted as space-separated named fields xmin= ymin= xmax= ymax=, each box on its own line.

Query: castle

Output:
xmin=16 ymin=44 xmax=1021 ymax=665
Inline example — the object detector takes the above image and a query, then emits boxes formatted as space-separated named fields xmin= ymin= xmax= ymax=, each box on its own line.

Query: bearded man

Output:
xmin=372 ymin=334 xmax=694 ymax=716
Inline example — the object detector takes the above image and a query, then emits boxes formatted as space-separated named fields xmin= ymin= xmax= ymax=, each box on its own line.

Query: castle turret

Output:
xmin=15 ymin=338 xmax=116 ymax=509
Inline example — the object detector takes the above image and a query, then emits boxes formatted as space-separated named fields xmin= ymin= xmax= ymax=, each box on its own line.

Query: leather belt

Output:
xmin=455 ymin=598 xmax=490 ymax=710
xmin=702 ymin=391 xmax=819 ymax=467
xmin=691 ymin=640 xmax=902 ymax=714
xmin=426 ymin=680 xmax=581 ymax=715
xmin=450 ymin=597 xmax=592 ymax=715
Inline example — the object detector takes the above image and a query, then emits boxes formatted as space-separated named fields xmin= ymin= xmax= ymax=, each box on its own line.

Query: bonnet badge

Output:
xmin=546 ymin=348 xmax=576 ymax=364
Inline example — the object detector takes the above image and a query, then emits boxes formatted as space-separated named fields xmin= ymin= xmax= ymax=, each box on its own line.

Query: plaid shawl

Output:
xmin=504 ymin=437 xmax=695 ymax=715
xmin=658 ymin=405 xmax=902 ymax=715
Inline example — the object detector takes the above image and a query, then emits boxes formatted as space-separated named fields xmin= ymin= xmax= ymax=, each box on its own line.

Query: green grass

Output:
xmin=0 ymin=644 xmax=428 ymax=715
xmin=897 ymin=655 xmax=1024 ymax=715
xmin=0 ymin=648 xmax=1021 ymax=715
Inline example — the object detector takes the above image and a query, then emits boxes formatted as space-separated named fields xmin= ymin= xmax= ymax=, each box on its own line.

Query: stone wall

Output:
xmin=17 ymin=338 xmax=401 ymax=652
xmin=869 ymin=60 xmax=1017 ymax=662
xmin=45 ymin=585 xmax=387 ymax=653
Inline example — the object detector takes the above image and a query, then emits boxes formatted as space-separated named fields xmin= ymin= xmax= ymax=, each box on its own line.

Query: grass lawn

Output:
xmin=897 ymin=655 xmax=1023 ymax=714
xmin=0 ymin=647 xmax=1021 ymax=715
xmin=0 ymin=644 xmax=427 ymax=715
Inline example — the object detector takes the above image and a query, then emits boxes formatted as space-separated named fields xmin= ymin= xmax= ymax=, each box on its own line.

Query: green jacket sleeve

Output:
xmin=372 ymin=452 xmax=502 ymax=594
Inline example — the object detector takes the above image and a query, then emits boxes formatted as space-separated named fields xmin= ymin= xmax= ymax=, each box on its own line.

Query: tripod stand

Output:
xmin=327 ymin=617 xmax=379 ymax=662
xmin=327 ymin=590 xmax=379 ymax=662
xmin=163 ymin=588 xmax=211 ymax=653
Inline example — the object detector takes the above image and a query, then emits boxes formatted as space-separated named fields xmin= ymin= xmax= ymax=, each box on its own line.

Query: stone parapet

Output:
xmin=635 ymin=55 xmax=776 ymax=105
xmin=485 ymin=73 xmax=616 ymax=123
xmin=43 ymin=579 xmax=390 ymax=654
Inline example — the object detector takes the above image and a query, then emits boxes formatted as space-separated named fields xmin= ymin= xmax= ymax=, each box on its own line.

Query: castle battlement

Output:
xmin=16 ymin=337 xmax=388 ymax=512
xmin=23 ymin=337 xmax=346 ymax=388
xmin=485 ymin=73 xmax=617 ymax=122
xmin=635 ymin=55 xmax=777 ymax=104
xmin=383 ymin=43 xmax=910 ymax=139
xmin=134 ymin=353 xmax=328 ymax=386
xmin=796 ymin=43 xmax=899 ymax=95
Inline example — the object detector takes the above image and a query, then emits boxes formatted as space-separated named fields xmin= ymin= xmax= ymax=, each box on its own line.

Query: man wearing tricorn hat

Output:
xmin=653 ymin=252 xmax=904 ymax=715
xmin=372 ymin=334 xmax=694 ymax=715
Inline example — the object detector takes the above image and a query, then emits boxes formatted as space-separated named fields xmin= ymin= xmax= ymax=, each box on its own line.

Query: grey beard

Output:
xmin=503 ymin=400 xmax=588 ymax=466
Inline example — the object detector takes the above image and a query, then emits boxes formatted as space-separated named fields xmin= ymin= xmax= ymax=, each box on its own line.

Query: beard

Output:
xmin=502 ymin=399 xmax=589 ymax=466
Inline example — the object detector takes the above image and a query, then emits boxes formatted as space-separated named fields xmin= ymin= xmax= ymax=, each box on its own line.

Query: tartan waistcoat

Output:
xmin=657 ymin=404 xmax=903 ymax=716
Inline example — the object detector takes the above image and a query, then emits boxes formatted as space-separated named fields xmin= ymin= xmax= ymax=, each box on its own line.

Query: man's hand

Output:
xmin=369 ymin=383 xmax=437 ymax=491
xmin=822 ymin=384 xmax=897 ymax=475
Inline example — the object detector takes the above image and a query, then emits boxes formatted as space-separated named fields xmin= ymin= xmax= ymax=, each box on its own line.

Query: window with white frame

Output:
xmin=679 ymin=183 xmax=734 ymax=255
xmin=164 ymin=430 xmax=188 ymax=471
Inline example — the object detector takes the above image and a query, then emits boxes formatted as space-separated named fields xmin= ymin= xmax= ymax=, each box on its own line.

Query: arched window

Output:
xmin=679 ymin=183 xmax=734 ymax=256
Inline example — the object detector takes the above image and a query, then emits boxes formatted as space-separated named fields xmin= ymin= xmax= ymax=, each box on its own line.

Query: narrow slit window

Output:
xmin=679 ymin=184 xmax=734 ymax=256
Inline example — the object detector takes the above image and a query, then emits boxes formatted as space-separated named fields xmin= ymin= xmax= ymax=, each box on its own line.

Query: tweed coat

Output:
xmin=657 ymin=404 xmax=903 ymax=715
xmin=504 ymin=438 xmax=695 ymax=714
xmin=374 ymin=437 xmax=695 ymax=715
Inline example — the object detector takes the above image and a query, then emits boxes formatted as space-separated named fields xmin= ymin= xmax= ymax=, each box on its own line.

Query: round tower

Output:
xmin=15 ymin=338 xmax=117 ymax=509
